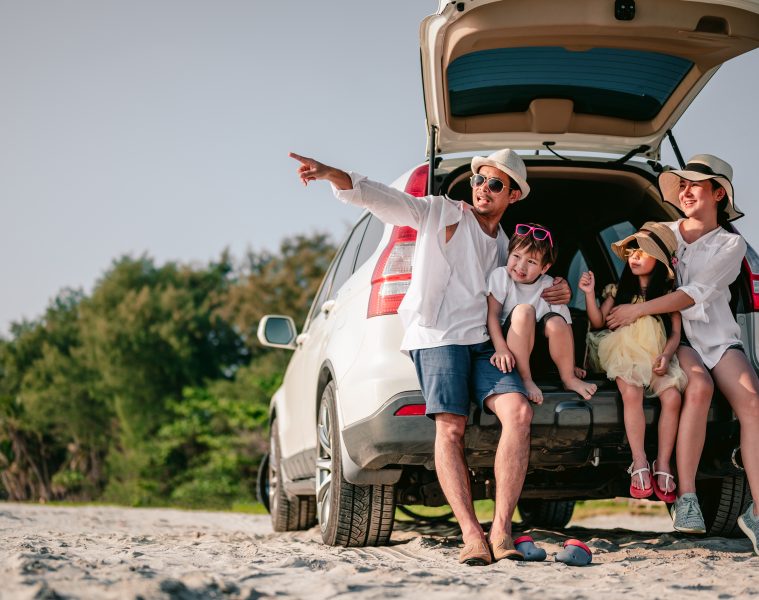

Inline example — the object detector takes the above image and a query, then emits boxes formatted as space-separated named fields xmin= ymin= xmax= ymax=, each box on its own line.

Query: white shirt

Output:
xmin=488 ymin=269 xmax=571 ymax=324
xmin=667 ymin=219 xmax=747 ymax=368
xmin=333 ymin=173 xmax=508 ymax=351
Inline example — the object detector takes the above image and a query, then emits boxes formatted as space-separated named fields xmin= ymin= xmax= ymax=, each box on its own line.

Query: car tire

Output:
xmin=268 ymin=417 xmax=317 ymax=532
xmin=518 ymin=499 xmax=575 ymax=529
xmin=316 ymin=380 xmax=396 ymax=546
xmin=699 ymin=474 xmax=753 ymax=537
xmin=256 ymin=452 xmax=270 ymax=512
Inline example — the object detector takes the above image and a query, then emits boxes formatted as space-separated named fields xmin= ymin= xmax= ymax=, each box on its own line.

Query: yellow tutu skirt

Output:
xmin=587 ymin=315 xmax=687 ymax=397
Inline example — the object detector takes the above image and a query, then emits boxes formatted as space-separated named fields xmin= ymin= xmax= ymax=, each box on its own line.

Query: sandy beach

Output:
xmin=1 ymin=502 xmax=758 ymax=599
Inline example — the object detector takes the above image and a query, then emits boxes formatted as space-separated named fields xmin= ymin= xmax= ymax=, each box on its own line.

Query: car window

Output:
xmin=599 ymin=222 xmax=636 ymax=277
xmin=354 ymin=215 xmax=385 ymax=273
xmin=567 ymin=250 xmax=589 ymax=312
xmin=329 ymin=216 xmax=370 ymax=299
xmin=447 ymin=47 xmax=692 ymax=121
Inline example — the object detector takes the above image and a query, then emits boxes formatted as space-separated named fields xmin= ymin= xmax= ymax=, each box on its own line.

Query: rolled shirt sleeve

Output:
xmin=678 ymin=235 xmax=747 ymax=322
xmin=332 ymin=172 xmax=431 ymax=227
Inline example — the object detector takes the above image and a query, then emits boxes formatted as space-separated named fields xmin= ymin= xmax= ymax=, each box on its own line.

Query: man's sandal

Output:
xmin=652 ymin=459 xmax=677 ymax=503
xmin=627 ymin=461 xmax=653 ymax=499
xmin=459 ymin=539 xmax=492 ymax=566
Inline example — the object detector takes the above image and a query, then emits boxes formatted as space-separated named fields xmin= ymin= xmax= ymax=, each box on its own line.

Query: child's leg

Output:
xmin=617 ymin=377 xmax=650 ymax=491
xmin=543 ymin=315 xmax=597 ymax=400
xmin=506 ymin=304 xmax=541 ymax=403
xmin=655 ymin=386 xmax=682 ymax=493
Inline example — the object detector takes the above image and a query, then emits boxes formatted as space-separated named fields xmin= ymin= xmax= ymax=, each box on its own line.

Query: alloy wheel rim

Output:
xmin=316 ymin=399 xmax=332 ymax=533
xmin=269 ymin=429 xmax=279 ymax=516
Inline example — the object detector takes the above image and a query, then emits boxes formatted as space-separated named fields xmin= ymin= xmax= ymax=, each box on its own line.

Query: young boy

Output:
xmin=487 ymin=223 xmax=597 ymax=403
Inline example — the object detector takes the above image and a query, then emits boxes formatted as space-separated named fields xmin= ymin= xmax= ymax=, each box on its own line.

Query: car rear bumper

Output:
xmin=342 ymin=382 xmax=741 ymax=475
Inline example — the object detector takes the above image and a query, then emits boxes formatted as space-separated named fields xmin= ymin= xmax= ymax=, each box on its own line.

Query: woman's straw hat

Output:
xmin=658 ymin=154 xmax=742 ymax=221
xmin=611 ymin=221 xmax=678 ymax=279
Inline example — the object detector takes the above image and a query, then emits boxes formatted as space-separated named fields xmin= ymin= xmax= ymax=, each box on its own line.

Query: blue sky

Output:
xmin=2 ymin=1 xmax=758 ymax=334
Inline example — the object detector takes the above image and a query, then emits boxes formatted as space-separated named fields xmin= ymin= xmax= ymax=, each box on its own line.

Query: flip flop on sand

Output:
xmin=459 ymin=539 xmax=492 ymax=566
xmin=555 ymin=539 xmax=592 ymax=566
xmin=513 ymin=535 xmax=547 ymax=561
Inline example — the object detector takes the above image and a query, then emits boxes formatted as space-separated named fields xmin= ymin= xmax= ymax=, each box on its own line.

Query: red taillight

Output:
xmin=366 ymin=165 xmax=428 ymax=318
xmin=743 ymin=258 xmax=759 ymax=311
xmin=394 ymin=404 xmax=426 ymax=416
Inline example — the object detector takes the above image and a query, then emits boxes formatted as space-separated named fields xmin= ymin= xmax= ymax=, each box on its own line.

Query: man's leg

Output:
xmin=543 ymin=315 xmax=596 ymax=400
xmin=434 ymin=412 xmax=484 ymax=545
xmin=485 ymin=392 xmax=532 ymax=542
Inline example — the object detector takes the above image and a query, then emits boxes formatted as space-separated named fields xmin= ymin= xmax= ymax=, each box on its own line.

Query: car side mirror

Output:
xmin=257 ymin=315 xmax=297 ymax=350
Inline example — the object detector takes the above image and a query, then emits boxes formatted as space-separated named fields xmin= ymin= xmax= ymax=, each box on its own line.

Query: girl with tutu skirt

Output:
xmin=580 ymin=222 xmax=687 ymax=501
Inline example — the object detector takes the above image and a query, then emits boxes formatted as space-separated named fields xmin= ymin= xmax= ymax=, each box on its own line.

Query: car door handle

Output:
xmin=321 ymin=299 xmax=336 ymax=315
xmin=295 ymin=333 xmax=310 ymax=346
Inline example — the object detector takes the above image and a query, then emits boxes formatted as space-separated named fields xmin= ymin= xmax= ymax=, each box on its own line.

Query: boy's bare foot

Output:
xmin=523 ymin=380 xmax=543 ymax=404
xmin=562 ymin=377 xmax=597 ymax=400
xmin=574 ymin=366 xmax=587 ymax=378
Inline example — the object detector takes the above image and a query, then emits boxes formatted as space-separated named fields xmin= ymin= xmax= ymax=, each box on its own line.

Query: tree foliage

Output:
xmin=0 ymin=232 xmax=335 ymax=507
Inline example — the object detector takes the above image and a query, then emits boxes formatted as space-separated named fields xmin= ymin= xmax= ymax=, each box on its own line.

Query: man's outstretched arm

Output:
xmin=290 ymin=152 xmax=352 ymax=190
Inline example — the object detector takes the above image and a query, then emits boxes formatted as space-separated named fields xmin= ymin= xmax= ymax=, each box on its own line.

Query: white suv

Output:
xmin=258 ymin=0 xmax=759 ymax=546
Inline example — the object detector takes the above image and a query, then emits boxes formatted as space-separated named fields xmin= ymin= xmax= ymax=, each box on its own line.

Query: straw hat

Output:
xmin=658 ymin=154 xmax=742 ymax=221
xmin=471 ymin=148 xmax=530 ymax=199
xmin=611 ymin=221 xmax=678 ymax=279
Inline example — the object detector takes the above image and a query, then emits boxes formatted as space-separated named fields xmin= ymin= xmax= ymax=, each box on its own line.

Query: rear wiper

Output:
xmin=543 ymin=142 xmax=571 ymax=161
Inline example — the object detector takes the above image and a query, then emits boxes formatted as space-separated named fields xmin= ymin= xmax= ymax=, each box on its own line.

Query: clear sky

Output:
xmin=2 ymin=1 xmax=758 ymax=334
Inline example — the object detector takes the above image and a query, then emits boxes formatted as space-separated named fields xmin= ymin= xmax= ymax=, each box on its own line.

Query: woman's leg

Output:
xmin=617 ymin=377 xmax=650 ymax=491
xmin=674 ymin=346 xmax=714 ymax=495
xmin=506 ymin=304 xmax=540 ymax=403
xmin=710 ymin=349 xmax=759 ymax=510
xmin=655 ymin=386 xmax=682 ymax=493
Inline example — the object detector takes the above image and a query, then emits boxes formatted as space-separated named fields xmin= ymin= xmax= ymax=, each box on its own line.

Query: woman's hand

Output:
xmin=490 ymin=348 xmax=516 ymax=373
xmin=607 ymin=303 xmax=643 ymax=330
xmin=542 ymin=276 xmax=571 ymax=305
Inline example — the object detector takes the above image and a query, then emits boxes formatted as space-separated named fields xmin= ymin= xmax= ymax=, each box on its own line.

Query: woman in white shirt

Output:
xmin=606 ymin=154 xmax=759 ymax=550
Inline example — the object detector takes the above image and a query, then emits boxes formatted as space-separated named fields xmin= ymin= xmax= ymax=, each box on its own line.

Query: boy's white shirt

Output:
xmin=333 ymin=173 xmax=508 ymax=352
xmin=488 ymin=268 xmax=572 ymax=324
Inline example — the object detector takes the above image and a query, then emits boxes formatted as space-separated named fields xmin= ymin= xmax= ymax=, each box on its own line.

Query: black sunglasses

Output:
xmin=470 ymin=174 xmax=509 ymax=194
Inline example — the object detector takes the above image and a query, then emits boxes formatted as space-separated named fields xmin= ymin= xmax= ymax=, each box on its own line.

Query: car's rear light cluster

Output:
xmin=743 ymin=256 xmax=759 ymax=311
xmin=366 ymin=165 xmax=428 ymax=318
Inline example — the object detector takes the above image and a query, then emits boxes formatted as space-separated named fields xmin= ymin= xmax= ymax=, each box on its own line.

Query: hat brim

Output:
xmin=659 ymin=170 xmax=742 ymax=221
xmin=471 ymin=157 xmax=530 ymax=199
xmin=611 ymin=233 xmax=675 ymax=279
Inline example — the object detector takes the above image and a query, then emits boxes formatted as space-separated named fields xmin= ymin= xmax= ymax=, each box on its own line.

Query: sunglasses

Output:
xmin=470 ymin=174 xmax=509 ymax=194
xmin=623 ymin=248 xmax=651 ymax=259
xmin=514 ymin=223 xmax=553 ymax=247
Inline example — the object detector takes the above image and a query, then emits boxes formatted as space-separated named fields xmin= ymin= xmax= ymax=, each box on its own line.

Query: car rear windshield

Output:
xmin=447 ymin=47 xmax=692 ymax=121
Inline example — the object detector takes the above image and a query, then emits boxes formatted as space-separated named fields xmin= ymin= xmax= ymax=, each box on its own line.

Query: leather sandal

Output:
xmin=652 ymin=459 xmax=677 ymax=503
xmin=459 ymin=539 xmax=492 ymax=566
xmin=489 ymin=534 xmax=524 ymax=561
xmin=627 ymin=461 xmax=653 ymax=499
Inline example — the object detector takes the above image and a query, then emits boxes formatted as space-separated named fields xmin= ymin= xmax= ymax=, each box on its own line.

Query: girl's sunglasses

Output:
xmin=470 ymin=174 xmax=508 ymax=194
xmin=623 ymin=248 xmax=651 ymax=259
xmin=514 ymin=223 xmax=553 ymax=247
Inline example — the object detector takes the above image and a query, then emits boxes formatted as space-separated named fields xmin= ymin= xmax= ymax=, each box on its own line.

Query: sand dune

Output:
xmin=1 ymin=503 xmax=757 ymax=599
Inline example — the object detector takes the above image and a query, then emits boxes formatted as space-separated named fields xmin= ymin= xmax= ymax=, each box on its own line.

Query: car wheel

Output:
xmin=268 ymin=417 xmax=317 ymax=532
xmin=316 ymin=380 xmax=396 ymax=546
xmin=699 ymin=474 xmax=753 ymax=537
xmin=518 ymin=499 xmax=575 ymax=529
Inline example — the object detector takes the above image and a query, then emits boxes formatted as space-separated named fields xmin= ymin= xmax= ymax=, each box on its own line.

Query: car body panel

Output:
xmin=420 ymin=0 xmax=759 ymax=155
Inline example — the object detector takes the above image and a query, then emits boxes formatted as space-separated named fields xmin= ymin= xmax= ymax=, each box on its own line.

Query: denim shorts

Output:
xmin=410 ymin=341 xmax=527 ymax=419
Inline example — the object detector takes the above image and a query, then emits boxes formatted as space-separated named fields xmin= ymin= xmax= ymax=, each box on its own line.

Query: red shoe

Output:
xmin=652 ymin=459 xmax=677 ymax=503
xmin=628 ymin=461 xmax=653 ymax=499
